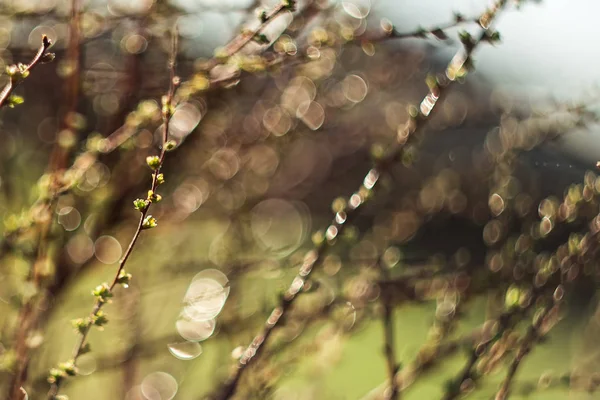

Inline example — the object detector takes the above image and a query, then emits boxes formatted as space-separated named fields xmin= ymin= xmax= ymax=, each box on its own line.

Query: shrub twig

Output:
xmin=377 ymin=258 xmax=400 ymax=400
xmin=208 ymin=1 xmax=509 ymax=399
xmin=494 ymin=303 xmax=557 ymax=400
xmin=0 ymin=35 xmax=54 ymax=109
xmin=46 ymin=29 xmax=180 ymax=399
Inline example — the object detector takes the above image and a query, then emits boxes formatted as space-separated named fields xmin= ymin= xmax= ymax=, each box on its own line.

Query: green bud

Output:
xmin=254 ymin=34 xmax=270 ymax=44
xmin=58 ymin=361 xmax=77 ymax=376
xmin=162 ymin=104 xmax=174 ymax=118
xmin=156 ymin=173 xmax=165 ymax=185
xmin=483 ymin=30 xmax=501 ymax=44
xmin=133 ymin=198 xmax=149 ymax=211
xmin=146 ymin=156 xmax=161 ymax=170
xmin=116 ymin=270 xmax=132 ymax=287
xmin=142 ymin=215 xmax=158 ymax=230
xmin=282 ymin=0 xmax=296 ymax=11
xmin=91 ymin=283 xmax=112 ymax=303
xmin=259 ymin=10 xmax=268 ymax=23
xmin=71 ymin=318 xmax=89 ymax=334
xmin=48 ymin=368 xmax=66 ymax=384
xmin=165 ymin=140 xmax=177 ymax=151
xmin=147 ymin=190 xmax=162 ymax=203
xmin=458 ymin=31 xmax=474 ymax=49
xmin=505 ymin=285 xmax=521 ymax=310
xmin=90 ymin=311 xmax=108 ymax=328
xmin=7 ymin=94 xmax=24 ymax=108
xmin=5 ymin=65 xmax=19 ymax=76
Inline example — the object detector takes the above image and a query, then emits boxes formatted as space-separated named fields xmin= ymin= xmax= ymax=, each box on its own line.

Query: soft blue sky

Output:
xmin=377 ymin=0 xmax=600 ymax=164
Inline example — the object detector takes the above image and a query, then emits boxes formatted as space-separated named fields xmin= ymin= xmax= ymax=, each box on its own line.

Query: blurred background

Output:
xmin=1 ymin=0 xmax=600 ymax=399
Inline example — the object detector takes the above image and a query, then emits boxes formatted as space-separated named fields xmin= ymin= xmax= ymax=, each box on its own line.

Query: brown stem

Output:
xmin=7 ymin=196 xmax=57 ymax=400
xmin=47 ymin=29 xmax=179 ymax=400
xmin=0 ymin=35 xmax=53 ymax=108
xmin=443 ymin=208 xmax=600 ymax=400
xmin=202 ymin=2 xmax=288 ymax=72
xmin=48 ymin=0 xmax=81 ymax=172
xmin=494 ymin=304 xmax=557 ymax=400
xmin=207 ymin=1 xmax=507 ymax=398
xmin=6 ymin=21 xmax=67 ymax=399
xmin=377 ymin=259 xmax=400 ymax=400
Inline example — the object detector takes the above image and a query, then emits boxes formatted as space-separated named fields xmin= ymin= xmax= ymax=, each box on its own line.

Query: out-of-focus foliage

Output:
xmin=0 ymin=1 xmax=600 ymax=400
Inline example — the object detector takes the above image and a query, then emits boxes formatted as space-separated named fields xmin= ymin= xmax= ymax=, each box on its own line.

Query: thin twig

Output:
xmin=390 ymin=15 xmax=478 ymax=40
xmin=6 ymin=22 xmax=65 ymax=400
xmin=377 ymin=259 xmax=400 ymax=400
xmin=0 ymin=35 xmax=53 ymax=108
xmin=46 ymin=29 xmax=180 ymax=399
xmin=442 ymin=301 xmax=534 ymax=400
xmin=48 ymin=0 xmax=81 ymax=172
xmin=494 ymin=304 xmax=556 ymax=400
xmin=202 ymin=1 xmax=290 ymax=72
xmin=208 ymin=1 xmax=509 ymax=399
xmin=0 ymin=2 xmax=291 ymax=270
xmin=360 ymin=326 xmax=489 ymax=400
xmin=444 ymin=206 xmax=600 ymax=400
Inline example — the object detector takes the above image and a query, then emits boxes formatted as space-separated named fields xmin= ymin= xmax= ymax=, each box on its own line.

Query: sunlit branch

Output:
xmin=207 ymin=1 xmax=512 ymax=399
xmin=0 ymin=35 xmax=53 ymax=109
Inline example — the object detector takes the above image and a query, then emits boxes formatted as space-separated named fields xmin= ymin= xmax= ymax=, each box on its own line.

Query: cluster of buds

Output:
xmin=47 ymin=360 xmax=77 ymax=385
xmin=91 ymin=283 xmax=112 ymax=303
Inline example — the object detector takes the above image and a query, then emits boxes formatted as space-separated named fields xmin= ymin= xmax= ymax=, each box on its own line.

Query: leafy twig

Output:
xmin=46 ymin=29 xmax=180 ymax=399
xmin=5 ymin=30 xmax=60 ymax=400
xmin=0 ymin=35 xmax=54 ymax=109
xmin=444 ymin=205 xmax=600 ymax=400
xmin=202 ymin=0 xmax=295 ymax=72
